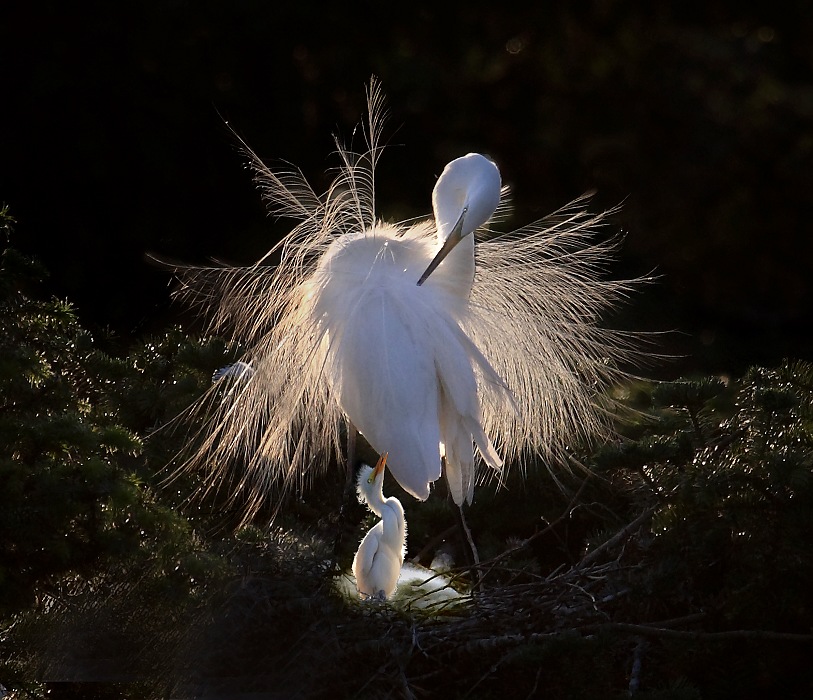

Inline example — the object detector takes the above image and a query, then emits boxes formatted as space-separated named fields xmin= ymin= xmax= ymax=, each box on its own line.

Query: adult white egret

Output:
xmin=171 ymin=79 xmax=643 ymax=522
xmin=352 ymin=453 xmax=406 ymax=599
xmin=314 ymin=150 xmax=506 ymax=505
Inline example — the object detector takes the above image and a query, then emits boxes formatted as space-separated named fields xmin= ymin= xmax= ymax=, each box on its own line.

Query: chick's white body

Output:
xmin=352 ymin=460 xmax=407 ymax=599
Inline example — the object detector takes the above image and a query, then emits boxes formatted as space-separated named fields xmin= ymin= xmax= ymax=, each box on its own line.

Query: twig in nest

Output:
xmin=578 ymin=622 xmax=813 ymax=643
xmin=628 ymin=636 xmax=647 ymax=696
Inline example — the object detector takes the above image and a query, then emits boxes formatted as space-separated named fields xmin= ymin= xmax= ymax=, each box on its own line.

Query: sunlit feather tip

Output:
xmin=167 ymin=78 xmax=647 ymax=523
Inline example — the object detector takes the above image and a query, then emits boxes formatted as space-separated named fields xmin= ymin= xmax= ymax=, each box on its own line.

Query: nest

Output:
xmin=10 ymin=500 xmax=811 ymax=699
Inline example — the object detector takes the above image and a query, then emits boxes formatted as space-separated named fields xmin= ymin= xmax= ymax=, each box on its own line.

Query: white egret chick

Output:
xmin=170 ymin=80 xmax=644 ymax=523
xmin=352 ymin=453 xmax=406 ymax=600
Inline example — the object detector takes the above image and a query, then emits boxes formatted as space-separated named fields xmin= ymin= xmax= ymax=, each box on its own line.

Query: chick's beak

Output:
xmin=374 ymin=452 xmax=389 ymax=478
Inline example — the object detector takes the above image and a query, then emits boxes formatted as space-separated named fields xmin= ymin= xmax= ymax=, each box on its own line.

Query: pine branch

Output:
xmin=570 ymin=502 xmax=659 ymax=573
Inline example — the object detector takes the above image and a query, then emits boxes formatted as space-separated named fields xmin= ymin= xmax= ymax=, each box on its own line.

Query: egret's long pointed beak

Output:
xmin=416 ymin=209 xmax=467 ymax=286
xmin=374 ymin=452 xmax=389 ymax=478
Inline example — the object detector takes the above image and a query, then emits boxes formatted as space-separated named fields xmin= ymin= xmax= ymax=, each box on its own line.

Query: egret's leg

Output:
xmin=457 ymin=505 xmax=480 ymax=566
xmin=457 ymin=503 xmax=483 ymax=587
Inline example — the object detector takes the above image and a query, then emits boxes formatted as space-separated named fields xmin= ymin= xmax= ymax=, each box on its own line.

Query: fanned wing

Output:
xmin=470 ymin=195 xmax=647 ymax=474
xmin=163 ymin=84 xmax=389 ymax=524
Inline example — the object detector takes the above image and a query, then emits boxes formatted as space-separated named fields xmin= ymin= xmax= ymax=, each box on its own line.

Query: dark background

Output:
xmin=2 ymin=1 xmax=811 ymax=377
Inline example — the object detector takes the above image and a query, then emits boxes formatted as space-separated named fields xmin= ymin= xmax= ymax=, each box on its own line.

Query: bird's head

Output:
xmin=417 ymin=153 xmax=501 ymax=286
xmin=356 ymin=452 xmax=389 ymax=504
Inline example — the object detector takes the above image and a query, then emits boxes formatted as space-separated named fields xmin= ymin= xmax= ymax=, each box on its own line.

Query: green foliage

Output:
xmin=162 ymin=364 xmax=811 ymax=699
xmin=599 ymin=368 xmax=813 ymax=631
xmin=0 ymin=239 xmax=232 ymax=695
xmin=578 ymin=368 xmax=813 ymax=697
xmin=1 ymin=246 xmax=132 ymax=612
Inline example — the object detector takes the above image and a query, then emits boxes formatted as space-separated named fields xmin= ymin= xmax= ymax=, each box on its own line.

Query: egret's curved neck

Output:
xmin=364 ymin=490 xmax=387 ymax=518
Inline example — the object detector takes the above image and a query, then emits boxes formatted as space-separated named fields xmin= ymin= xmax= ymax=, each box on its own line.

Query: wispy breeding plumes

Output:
xmin=168 ymin=79 xmax=645 ymax=523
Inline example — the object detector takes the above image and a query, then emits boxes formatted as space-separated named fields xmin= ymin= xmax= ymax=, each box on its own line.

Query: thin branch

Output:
xmin=475 ymin=473 xmax=592 ymax=578
xmin=628 ymin=636 xmax=646 ymax=697
xmin=577 ymin=622 xmax=813 ymax=643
